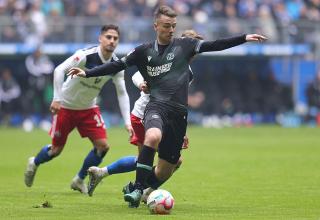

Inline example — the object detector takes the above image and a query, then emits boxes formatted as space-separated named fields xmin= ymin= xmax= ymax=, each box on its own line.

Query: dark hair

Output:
xmin=100 ymin=24 xmax=120 ymax=36
xmin=154 ymin=5 xmax=177 ymax=20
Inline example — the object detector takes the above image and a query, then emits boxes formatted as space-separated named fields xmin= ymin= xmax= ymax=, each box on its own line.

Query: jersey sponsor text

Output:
xmin=147 ymin=62 xmax=172 ymax=77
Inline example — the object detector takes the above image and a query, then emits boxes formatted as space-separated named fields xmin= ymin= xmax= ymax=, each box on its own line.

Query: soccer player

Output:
xmin=86 ymin=30 xmax=203 ymax=200
xmin=86 ymin=70 xmax=188 ymax=198
xmin=24 ymin=24 xmax=133 ymax=194
xmin=68 ymin=5 xmax=267 ymax=206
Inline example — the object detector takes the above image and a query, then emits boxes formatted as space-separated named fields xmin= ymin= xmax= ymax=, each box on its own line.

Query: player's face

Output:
xmin=99 ymin=29 xmax=119 ymax=53
xmin=154 ymin=15 xmax=177 ymax=44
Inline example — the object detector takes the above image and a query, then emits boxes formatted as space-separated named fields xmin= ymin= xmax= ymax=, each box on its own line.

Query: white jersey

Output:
xmin=132 ymin=92 xmax=150 ymax=119
xmin=131 ymin=71 xmax=150 ymax=119
xmin=52 ymin=45 xmax=131 ymax=125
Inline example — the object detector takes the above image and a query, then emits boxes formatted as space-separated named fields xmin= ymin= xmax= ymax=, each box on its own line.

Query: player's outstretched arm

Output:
xmin=67 ymin=60 xmax=127 ymax=78
xmin=198 ymin=34 xmax=267 ymax=53
xmin=245 ymin=34 xmax=268 ymax=42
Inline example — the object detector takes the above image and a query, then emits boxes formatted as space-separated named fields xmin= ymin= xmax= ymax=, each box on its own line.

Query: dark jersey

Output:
xmin=123 ymin=37 xmax=201 ymax=109
xmin=85 ymin=35 xmax=247 ymax=110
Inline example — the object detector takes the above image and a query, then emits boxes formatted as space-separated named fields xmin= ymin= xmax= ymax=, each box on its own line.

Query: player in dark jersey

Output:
xmin=68 ymin=5 xmax=267 ymax=207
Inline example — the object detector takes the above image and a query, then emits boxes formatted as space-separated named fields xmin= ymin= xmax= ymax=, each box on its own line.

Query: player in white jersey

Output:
xmin=24 ymin=24 xmax=133 ymax=194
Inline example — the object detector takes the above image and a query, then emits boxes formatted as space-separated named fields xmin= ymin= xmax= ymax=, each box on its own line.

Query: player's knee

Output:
xmin=99 ymin=142 xmax=109 ymax=152
xmin=145 ymin=129 xmax=162 ymax=146
xmin=50 ymin=145 xmax=63 ymax=157
xmin=94 ymin=140 xmax=110 ymax=152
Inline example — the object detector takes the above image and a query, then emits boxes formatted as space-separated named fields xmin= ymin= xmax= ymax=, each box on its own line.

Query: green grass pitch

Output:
xmin=0 ymin=126 xmax=319 ymax=220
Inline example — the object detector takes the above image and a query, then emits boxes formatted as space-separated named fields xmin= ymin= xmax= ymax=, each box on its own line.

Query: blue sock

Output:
xmin=107 ymin=156 xmax=137 ymax=175
xmin=78 ymin=148 xmax=106 ymax=179
xmin=34 ymin=144 xmax=55 ymax=166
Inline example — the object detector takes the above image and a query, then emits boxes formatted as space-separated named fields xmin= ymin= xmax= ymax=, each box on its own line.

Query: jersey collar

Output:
xmin=153 ymin=39 xmax=174 ymax=54
xmin=97 ymin=45 xmax=112 ymax=64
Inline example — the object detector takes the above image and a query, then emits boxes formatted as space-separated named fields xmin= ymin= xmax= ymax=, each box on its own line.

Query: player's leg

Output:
xmin=87 ymin=154 xmax=137 ymax=196
xmin=142 ymin=134 xmax=187 ymax=198
xmin=141 ymin=156 xmax=183 ymax=203
xmin=99 ymin=114 xmax=145 ymax=177
xmin=124 ymin=108 xmax=163 ymax=207
xmin=24 ymin=109 xmax=74 ymax=187
xmin=70 ymin=138 xmax=107 ymax=194
xmin=88 ymin=113 xmax=144 ymax=196
xmin=77 ymin=138 xmax=109 ymax=180
xmin=90 ymin=113 xmax=144 ymax=179
xmin=142 ymin=110 xmax=187 ymax=201
xmin=71 ymin=107 xmax=108 ymax=194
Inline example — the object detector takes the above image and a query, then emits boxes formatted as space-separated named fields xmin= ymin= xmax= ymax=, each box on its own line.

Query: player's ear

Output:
xmin=153 ymin=22 xmax=157 ymax=31
xmin=98 ymin=34 xmax=102 ymax=43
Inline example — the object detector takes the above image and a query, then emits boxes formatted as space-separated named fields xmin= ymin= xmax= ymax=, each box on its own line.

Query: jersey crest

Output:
xmin=166 ymin=52 xmax=174 ymax=61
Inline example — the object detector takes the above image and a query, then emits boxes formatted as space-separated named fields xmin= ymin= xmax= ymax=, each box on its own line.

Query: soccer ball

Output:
xmin=146 ymin=189 xmax=174 ymax=214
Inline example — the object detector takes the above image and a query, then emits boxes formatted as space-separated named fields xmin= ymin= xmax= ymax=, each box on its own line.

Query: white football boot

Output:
xmin=70 ymin=175 xmax=88 ymax=194
xmin=24 ymin=157 xmax=38 ymax=187
xmin=87 ymin=166 xmax=107 ymax=196
xmin=141 ymin=187 xmax=154 ymax=204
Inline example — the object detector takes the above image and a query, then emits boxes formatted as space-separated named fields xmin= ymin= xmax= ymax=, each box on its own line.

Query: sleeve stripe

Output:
xmin=120 ymin=57 xmax=129 ymax=67
xmin=195 ymin=40 xmax=204 ymax=53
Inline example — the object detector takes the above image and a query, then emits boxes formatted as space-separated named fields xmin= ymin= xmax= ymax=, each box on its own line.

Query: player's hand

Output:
xmin=182 ymin=135 xmax=189 ymax=149
xmin=50 ymin=101 xmax=61 ymax=115
xmin=125 ymin=124 xmax=134 ymax=139
xmin=245 ymin=34 xmax=268 ymax=42
xmin=67 ymin=67 xmax=86 ymax=78
xmin=139 ymin=81 xmax=149 ymax=93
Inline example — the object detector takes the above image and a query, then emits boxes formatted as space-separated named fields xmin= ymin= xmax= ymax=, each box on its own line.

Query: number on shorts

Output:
xmin=94 ymin=114 xmax=104 ymax=127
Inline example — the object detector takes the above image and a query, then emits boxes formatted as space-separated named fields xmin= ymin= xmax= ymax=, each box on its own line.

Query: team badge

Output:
xmin=147 ymin=56 xmax=152 ymax=62
xmin=166 ymin=53 xmax=174 ymax=61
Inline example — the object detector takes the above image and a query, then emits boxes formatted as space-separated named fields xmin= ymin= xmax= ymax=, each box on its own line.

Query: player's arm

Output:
xmin=51 ymin=51 xmax=85 ymax=114
xmin=67 ymin=58 xmax=126 ymax=78
xmin=112 ymin=70 xmax=133 ymax=137
xmin=132 ymin=71 xmax=149 ymax=93
xmin=198 ymin=34 xmax=267 ymax=53
xmin=68 ymin=45 xmax=142 ymax=78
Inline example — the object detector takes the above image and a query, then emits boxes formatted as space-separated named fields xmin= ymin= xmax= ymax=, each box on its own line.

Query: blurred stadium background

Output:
xmin=1 ymin=1 xmax=320 ymax=219
xmin=0 ymin=0 xmax=320 ymax=129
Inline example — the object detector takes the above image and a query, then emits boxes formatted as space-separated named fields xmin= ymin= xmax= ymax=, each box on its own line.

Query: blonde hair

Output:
xmin=181 ymin=29 xmax=203 ymax=40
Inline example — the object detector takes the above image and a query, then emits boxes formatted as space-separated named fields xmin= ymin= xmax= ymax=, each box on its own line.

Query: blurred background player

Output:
xmin=25 ymin=47 xmax=54 ymax=118
xmin=86 ymin=30 xmax=203 ymax=201
xmin=24 ymin=24 xmax=133 ymax=194
xmin=0 ymin=68 xmax=21 ymax=125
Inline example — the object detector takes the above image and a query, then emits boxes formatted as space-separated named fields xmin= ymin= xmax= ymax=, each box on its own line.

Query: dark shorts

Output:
xmin=143 ymin=102 xmax=187 ymax=164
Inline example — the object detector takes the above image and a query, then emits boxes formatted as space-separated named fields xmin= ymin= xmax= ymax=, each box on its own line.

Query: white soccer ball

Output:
xmin=146 ymin=189 xmax=174 ymax=214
